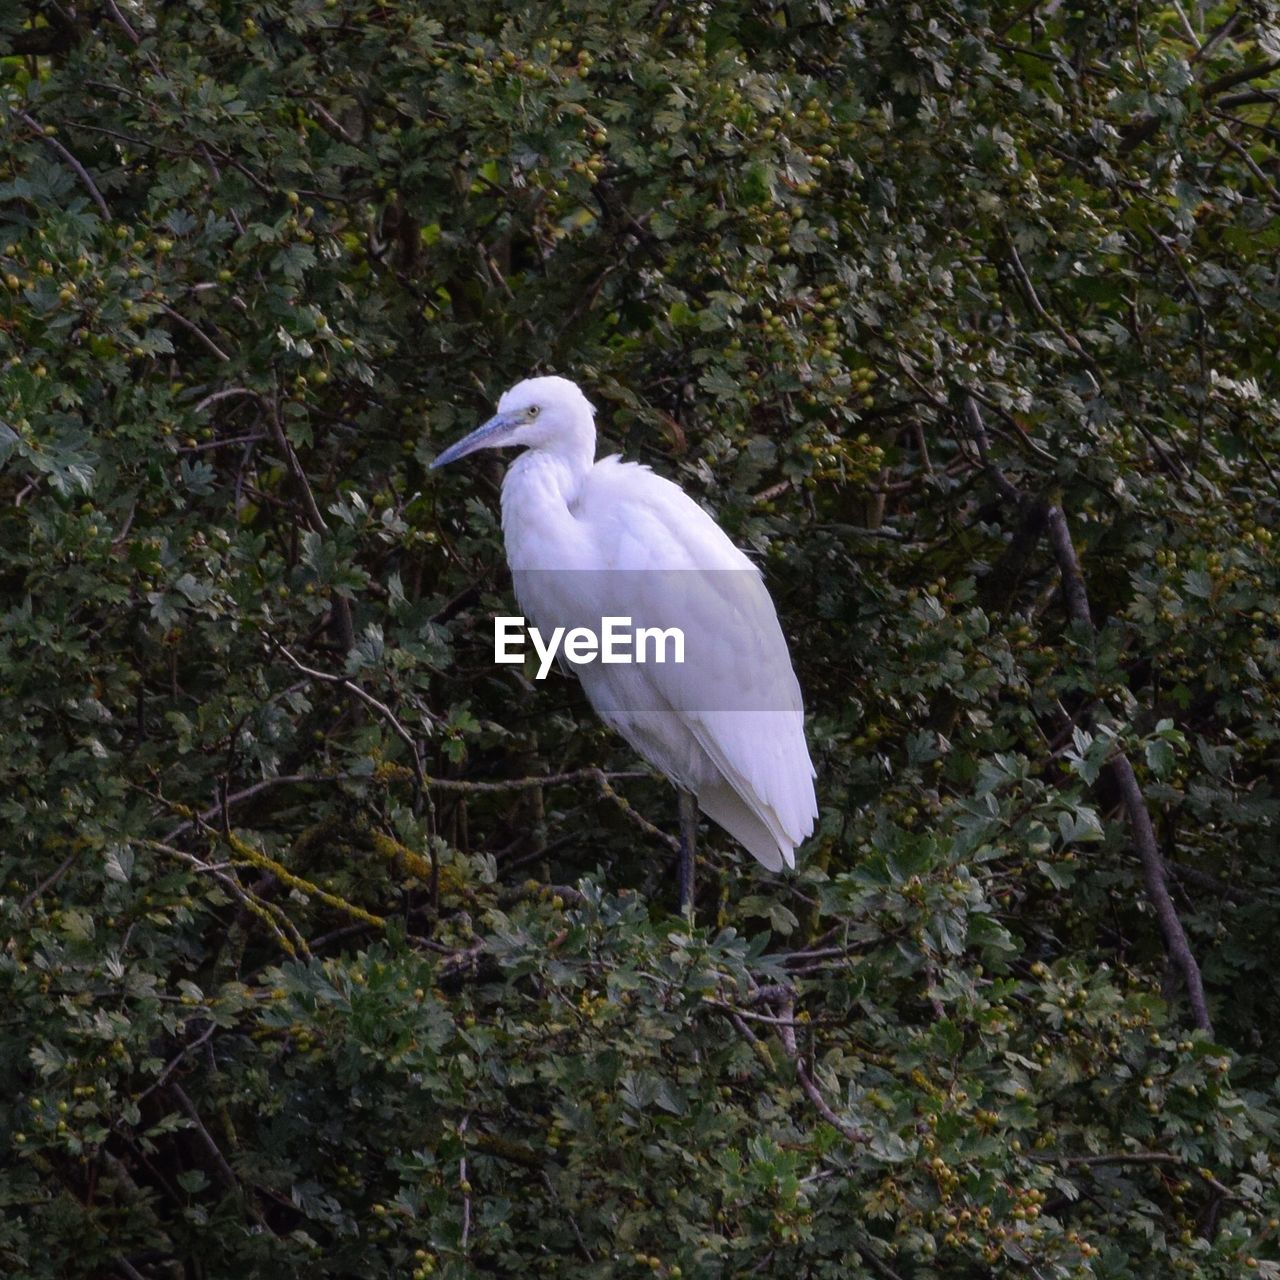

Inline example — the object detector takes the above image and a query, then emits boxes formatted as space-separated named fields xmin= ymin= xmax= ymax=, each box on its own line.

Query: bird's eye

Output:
xmin=528 ymin=405 xmax=540 ymax=418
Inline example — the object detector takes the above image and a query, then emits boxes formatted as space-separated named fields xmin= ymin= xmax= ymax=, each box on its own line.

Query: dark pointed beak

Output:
xmin=430 ymin=412 xmax=521 ymax=469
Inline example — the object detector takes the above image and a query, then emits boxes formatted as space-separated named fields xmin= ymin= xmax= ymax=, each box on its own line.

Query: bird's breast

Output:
xmin=500 ymin=454 xmax=594 ymax=573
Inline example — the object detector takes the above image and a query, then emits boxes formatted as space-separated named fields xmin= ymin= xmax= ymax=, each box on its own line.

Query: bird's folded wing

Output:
xmin=566 ymin=460 xmax=818 ymax=852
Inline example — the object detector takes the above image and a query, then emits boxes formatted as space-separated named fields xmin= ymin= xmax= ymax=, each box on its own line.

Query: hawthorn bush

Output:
xmin=3 ymin=2 xmax=1280 ymax=1277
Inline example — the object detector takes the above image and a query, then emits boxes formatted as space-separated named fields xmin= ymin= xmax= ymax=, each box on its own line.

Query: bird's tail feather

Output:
xmin=696 ymin=778 xmax=793 ymax=872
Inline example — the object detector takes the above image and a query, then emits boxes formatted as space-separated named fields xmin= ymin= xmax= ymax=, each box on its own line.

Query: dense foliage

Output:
xmin=3 ymin=1 xmax=1280 ymax=1276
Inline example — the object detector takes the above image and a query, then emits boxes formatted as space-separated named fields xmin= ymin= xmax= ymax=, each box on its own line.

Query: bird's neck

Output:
xmin=506 ymin=442 xmax=593 ymax=498
xmin=500 ymin=447 xmax=594 ymax=571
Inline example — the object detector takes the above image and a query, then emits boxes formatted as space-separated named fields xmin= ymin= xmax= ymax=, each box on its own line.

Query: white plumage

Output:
xmin=432 ymin=375 xmax=817 ymax=875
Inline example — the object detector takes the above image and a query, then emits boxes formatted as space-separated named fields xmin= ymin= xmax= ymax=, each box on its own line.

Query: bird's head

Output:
xmin=430 ymin=375 xmax=597 ymax=470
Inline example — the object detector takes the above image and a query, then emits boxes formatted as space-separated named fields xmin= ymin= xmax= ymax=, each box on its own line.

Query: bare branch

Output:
xmin=411 ymin=760 xmax=679 ymax=852
xmin=263 ymin=397 xmax=355 ymax=649
xmin=19 ymin=848 xmax=83 ymax=912
xmin=136 ymin=1023 xmax=217 ymax=1107
xmin=1108 ymin=755 xmax=1213 ymax=1031
xmin=194 ymin=386 xmax=262 ymax=414
xmin=590 ymin=769 xmax=681 ymax=853
xmin=1169 ymin=1 xmax=1201 ymax=51
xmin=1216 ymin=87 xmax=1280 ymax=108
xmin=103 ymin=0 xmax=142 ymax=45
xmin=146 ymin=839 xmax=310 ymax=956
xmin=307 ymin=99 xmax=360 ymax=144
xmin=178 ymin=432 xmax=267 ymax=454
xmin=963 ymin=395 xmax=1021 ymax=503
xmin=1203 ymin=57 xmax=1280 ymax=99
xmin=963 ymin=396 xmax=1213 ymax=1035
xmin=1192 ymin=9 xmax=1243 ymax=64
xmin=1033 ymin=1149 xmax=1235 ymax=1199
xmin=269 ymin=640 xmax=431 ymax=784
xmin=157 ymin=302 xmax=231 ymax=363
xmin=162 ymin=773 xmax=338 ymax=843
xmin=169 ymin=1082 xmax=246 ymax=1195
xmin=13 ymin=109 xmax=112 ymax=222
xmin=1043 ymin=503 xmax=1094 ymax=630
xmin=775 ymin=995 xmax=869 ymax=1145
xmin=459 ymin=1115 xmax=472 ymax=1253
xmin=1003 ymin=238 xmax=1091 ymax=364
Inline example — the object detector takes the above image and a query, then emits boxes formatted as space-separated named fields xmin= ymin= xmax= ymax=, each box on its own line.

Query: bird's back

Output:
xmin=510 ymin=455 xmax=817 ymax=871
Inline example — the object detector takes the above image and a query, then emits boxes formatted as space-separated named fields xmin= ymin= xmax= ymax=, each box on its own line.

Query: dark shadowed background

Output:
xmin=2 ymin=2 xmax=1279 ymax=1276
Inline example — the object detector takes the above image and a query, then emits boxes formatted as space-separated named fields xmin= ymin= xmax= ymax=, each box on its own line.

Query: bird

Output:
xmin=431 ymin=375 xmax=817 ymax=908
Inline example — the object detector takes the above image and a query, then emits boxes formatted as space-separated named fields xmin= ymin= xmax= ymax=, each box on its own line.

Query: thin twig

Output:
xmin=1169 ymin=1 xmax=1201 ymax=50
xmin=19 ymin=848 xmax=82 ymax=911
xmin=14 ymin=109 xmax=112 ymax=221
xmin=308 ymin=99 xmax=359 ymax=144
xmin=1169 ymin=861 xmax=1252 ymax=906
xmin=156 ymin=302 xmax=230 ymax=362
xmin=963 ymin=395 xmax=1021 ymax=502
xmin=147 ymin=839 xmax=310 ymax=956
xmin=103 ymin=0 xmax=142 ymax=44
xmin=263 ymin=397 xmax=355 ymax=649
xmin=792 ymin=1051 xmax=869 ymax=1145
xmin=430 ymin=767 xmax=650 ymax=794
xmin=169 ymin=1082 xmax=246 ymax=1196
xmin=775 ymin=995 xmax=869 ymax=1145
xmin=1004 ymin=237 xmax=1091 ymax=364
xmin=539 ymin=1169 xmax=595 ymax=1261
xmin=852 ymin=1235 xmax=911 ymax=1280
xmin=162 ymin=774 xmax=337 ymax=843
xmin=706 ymin=999 xmax=817 ymax=1027
xmin=1209 ymin=119 xmax=1280 ymax=207
xmin=1033 ymin=1150 xmax=1234 ymax=1199
xmin=1192 ymin=10 xmax=1241 ymax=63
xmin=270 ymin=640 xmax=432 ymax=780
xmin=265 ymin=398 xmax=327 ymax=530
xmin=135 ymin=1023 xmax=217 ymax=1107
xmin=194 ymin=386 xmax=262 ymax=414
xmin=1044 ymin=494 xmax=1208 ymax=1030
xmin=591 ymin=769 xmax=681 ymax=853
xmin=161 ymin=766 xmax=651 ymax=847
xmin=178 ymin=432 xmax=267 ymax=453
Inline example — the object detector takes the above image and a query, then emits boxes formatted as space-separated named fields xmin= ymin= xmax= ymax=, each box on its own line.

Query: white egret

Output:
xmin=431 ymin=375 xmax=817 ymax=907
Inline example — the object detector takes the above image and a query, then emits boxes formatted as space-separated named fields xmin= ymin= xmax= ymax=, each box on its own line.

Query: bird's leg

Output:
xmin=677 ymin=789 xmax=698 ymax=916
